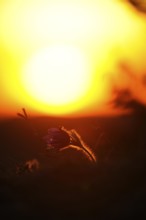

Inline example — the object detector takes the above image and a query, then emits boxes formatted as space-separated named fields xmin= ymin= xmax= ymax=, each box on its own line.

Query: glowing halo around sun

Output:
xmin=21 ymin=45 xmax=92 ymax=115
xmin=1 ymin=0 xmax=146 ymax=117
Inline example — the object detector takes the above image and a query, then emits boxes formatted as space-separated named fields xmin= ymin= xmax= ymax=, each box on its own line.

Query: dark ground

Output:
xmin=0 ymin=111 xmax=146 ymax=219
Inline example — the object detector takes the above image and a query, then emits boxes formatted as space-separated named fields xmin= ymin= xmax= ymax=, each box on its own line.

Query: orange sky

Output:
xmin=0 ymin=0 xmax=146 ymax=118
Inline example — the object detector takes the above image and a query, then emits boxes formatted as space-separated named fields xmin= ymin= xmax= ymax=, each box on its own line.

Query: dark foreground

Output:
xmin=0 ymin=113 xmax=146 ymax=219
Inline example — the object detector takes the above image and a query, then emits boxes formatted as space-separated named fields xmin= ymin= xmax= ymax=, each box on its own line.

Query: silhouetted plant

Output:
xmin=16 ymin=159 xmax=40 ymax=175
xmin=17 ymin=108 xmax=97 ymax=163
xmin=44 ymin=126 xmax=97 ymax=163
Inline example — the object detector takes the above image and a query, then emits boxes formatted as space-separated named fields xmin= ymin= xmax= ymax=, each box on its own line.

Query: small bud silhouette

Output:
xmin=43 ymin=127 xmax=70 ymax=150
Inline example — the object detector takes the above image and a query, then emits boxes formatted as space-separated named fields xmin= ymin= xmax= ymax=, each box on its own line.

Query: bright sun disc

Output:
xmin=22 ymin=45 xmax=90 ymax=109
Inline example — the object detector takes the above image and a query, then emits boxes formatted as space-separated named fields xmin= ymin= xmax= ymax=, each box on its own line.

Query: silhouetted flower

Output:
xmin=17 ymin=109 xmax=97 ymax=163
xmin=43 ymin=127 xmax=70 ymax=150
xmin=43 ymin=126 xmax=97 ymax=163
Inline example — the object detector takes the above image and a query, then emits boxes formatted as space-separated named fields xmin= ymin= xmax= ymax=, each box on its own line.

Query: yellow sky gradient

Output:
xmin=0 ymin=0 xmax=146 ymax=117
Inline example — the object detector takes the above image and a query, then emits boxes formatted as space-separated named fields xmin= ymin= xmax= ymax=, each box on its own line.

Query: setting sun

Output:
xmin=22 ymin=45 xmax=90 ymax=107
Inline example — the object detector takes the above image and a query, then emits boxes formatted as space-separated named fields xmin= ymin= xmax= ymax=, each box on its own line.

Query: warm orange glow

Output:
xmin=0 ymin=0 xmax=146 ymax=117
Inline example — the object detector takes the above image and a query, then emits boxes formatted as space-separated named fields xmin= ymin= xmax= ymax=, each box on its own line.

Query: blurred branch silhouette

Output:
xmin=127 ymin=0 xmax=146 ymax=13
